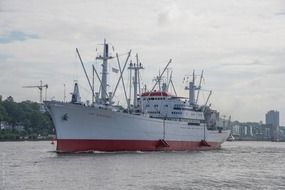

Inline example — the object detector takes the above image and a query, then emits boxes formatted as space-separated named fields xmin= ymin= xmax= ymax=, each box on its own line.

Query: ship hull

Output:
xmin=56 ymin=139 xmax=221 ymax=152
xmin=46 ymin=101 xmax=230 ymax=153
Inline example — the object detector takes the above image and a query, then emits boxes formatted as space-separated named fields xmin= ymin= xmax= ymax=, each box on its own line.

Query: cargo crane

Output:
xmin=23 ymin=80 xmax=48 ymax=103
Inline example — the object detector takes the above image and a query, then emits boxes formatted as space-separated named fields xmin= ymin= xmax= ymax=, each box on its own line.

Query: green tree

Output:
xmin=0 ymin=97 xmax=54 ymax=140
xmin=0 ymin=103 xmax=8 ymax=122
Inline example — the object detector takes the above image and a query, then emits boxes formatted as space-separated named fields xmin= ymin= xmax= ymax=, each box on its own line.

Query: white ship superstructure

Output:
xmin=45 ymin=40 xmax=230 ymax=152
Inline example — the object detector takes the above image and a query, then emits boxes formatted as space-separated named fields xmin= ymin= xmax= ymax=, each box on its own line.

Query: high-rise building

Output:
xmin=265 ymin=110 xmax=279 ymax=141
xmin=266 ymin=110 xmax=279 ymax=127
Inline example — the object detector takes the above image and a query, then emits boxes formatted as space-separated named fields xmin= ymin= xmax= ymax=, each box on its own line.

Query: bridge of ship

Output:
xmin=138 ymin=91 xmax=204 ymax=125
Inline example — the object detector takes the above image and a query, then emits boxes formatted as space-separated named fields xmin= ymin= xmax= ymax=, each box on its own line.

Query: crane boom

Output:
xmin=23 ymin=80 xmax=48 ymax=103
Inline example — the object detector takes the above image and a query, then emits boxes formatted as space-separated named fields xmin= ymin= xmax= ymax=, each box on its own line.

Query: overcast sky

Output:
xmin=0 ymin=0 xmax=285 ymax=125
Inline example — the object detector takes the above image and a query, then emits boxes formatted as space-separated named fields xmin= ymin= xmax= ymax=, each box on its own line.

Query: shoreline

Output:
xmin=0 ymin=139 xmax=55 ymax=142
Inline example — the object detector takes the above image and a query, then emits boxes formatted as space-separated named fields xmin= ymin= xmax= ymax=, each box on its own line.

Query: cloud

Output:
xmin=1 ymin=0 xmax=285 ymax=125
xmin=157 ymin=2 xmax=181 ymax=26
xmin=267 ymin=66 xmax=285 ymax=75
xmin=0 ymin=31 xmax=38 ymax=44
xmin=275 ymin=11 xmax=285 ymax=16
xmin=0 ymin=53 xmax=13 ymax=62
xmin=219 ymin=59 xmax=267 ymax=67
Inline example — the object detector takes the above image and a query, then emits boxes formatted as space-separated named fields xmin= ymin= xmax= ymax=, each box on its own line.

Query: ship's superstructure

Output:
xmin=45 ymin=40 xmax=230 ymax=152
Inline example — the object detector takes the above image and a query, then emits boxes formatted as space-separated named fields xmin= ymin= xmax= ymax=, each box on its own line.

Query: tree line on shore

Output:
xmin=0 ymin=95 xmax=54 ymax=140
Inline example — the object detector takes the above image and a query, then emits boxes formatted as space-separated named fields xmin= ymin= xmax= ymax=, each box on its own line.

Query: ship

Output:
xmin=45 ymin=40 xmax=230 ymax=153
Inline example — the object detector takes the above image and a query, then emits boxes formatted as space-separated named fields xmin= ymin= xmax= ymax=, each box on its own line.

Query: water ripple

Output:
xmin=1 ymin=141 xmax=285 ymax=190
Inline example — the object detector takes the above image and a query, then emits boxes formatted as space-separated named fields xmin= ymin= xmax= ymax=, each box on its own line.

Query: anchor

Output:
xmin=156 ymin=139 xmax=169 ymax=148
xmin=199 ymin=139 xmax=211 ymax=147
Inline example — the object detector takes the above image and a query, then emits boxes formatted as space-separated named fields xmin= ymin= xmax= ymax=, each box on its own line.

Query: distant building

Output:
xmin=0 ymin=121 xmax=11 ymax=130
xmin=265 ymin=110 xmax=279 ymax=141
xmin=266 ymin=110 xmax=279 ymax=126
xmin=0 ymin=121 xmax=24 ymax=131
xmin=230 ymin=119 xmax=285 ymax=142
xmin=232 ymin=125 xmax=240 ymax=137
xmin=259 ymin=124 xmax=273 ymax=141
xmin=279 ymin=126 xmax=285 ymax=141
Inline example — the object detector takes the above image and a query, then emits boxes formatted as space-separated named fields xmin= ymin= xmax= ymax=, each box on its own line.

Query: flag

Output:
xmin=112 ymin=67 xmax=119 ymax=73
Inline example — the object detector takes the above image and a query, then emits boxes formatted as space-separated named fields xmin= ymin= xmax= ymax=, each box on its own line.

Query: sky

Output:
xmin=0 ymin=0 xmax=285 ymax=125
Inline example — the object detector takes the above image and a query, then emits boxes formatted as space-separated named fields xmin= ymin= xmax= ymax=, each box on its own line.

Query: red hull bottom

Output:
xmin=56 ymin=139 xmax=221 ymax=153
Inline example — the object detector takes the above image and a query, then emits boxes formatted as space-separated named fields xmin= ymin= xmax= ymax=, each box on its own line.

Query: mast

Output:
xmin=184 ymin=70 xmax=206 ymax=106
xmin=186 ymin=70 xmax=195 ymax=105
xmin=129 ymin=61 xmax=132 ymax=107
xmin=128 ymin=55 xmax=143 ymax=108
xmin=136 ymin=54 xmax=141 ymax=95
xmin=191 ymin=70 xmax=195 ymax=105
xmin=92 ymin=66 xmax=95 ymax=104
xmin=96 ymin=39 xmax=113 ymax=104
xmin=101 ymin=40 xmax=108 ymax=101
xmin=196 ymin=70 xmax=204 ymax=104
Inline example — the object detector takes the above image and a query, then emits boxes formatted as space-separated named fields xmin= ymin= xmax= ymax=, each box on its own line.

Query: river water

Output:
xmin=0 ymin=141 xmax=285 ymax=190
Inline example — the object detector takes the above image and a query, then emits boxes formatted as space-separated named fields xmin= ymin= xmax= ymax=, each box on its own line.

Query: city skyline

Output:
xmin=0 ymin=0 xmax=285 ymax=125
